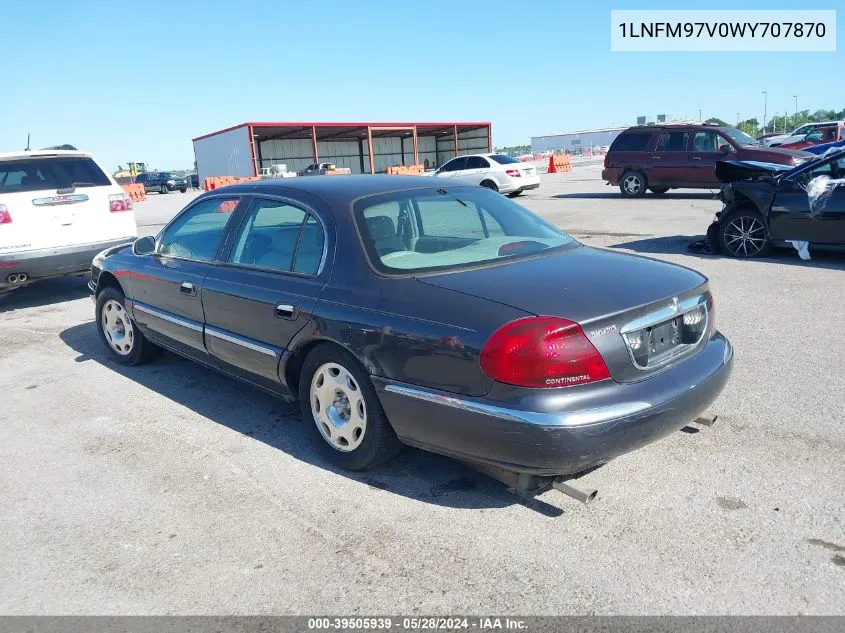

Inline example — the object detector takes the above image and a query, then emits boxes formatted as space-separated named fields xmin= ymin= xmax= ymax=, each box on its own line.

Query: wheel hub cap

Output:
xmin=101 ymin=299 xmax=134 ymax=356
xmin=310 ymin=363 xmax=366 ymax=452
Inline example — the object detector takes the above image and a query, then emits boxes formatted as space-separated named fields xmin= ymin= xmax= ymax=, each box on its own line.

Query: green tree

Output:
xmin=705 ymin=117 xmax=729 ymax=127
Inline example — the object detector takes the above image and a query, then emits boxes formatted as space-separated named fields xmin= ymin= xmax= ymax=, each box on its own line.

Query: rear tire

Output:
xmin=96 ymin=286 xmax=161 ymax=365
xmin=649 ymin=186 xmax=669 ymax=195
xmin=180 ymin=187 xmax=187 ymax=193
xmin=480 ymin=180 xmax=499 ymax=192
xmin=718 ymin=208 xmax=770 ymax=258
xmin=507 ymin=190 xmax=524 ymax=197
xmin=620 ymin=171 xmax=647 ymax=197
xmin=299 ymin=344 xmax=402 ymax=471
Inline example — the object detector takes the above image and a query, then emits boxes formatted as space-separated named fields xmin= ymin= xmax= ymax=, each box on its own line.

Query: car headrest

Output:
xmin=365 ymin=215 xmax=396 ymax=241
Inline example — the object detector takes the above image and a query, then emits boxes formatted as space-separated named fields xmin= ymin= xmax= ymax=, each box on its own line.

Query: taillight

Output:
xmin=480 ymin=316 xmax=611 ymax=388
xmin=0 ymin=204 xmax=11 ymax=224
xmin=109 ymin=193 xmax=133 ymax=213
xmin=604 ymin=154 xmax=609 ymax=168
xmin=505 ymin=169 xmax=521 ymax=177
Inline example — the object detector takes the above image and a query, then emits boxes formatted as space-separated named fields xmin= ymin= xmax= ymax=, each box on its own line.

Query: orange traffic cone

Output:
xmin=548 ymin=154 xmax=557 ymax=174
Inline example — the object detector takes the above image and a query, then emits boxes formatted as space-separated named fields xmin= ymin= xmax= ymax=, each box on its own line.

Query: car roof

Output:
xmin=0 ymin=149 xmax=90 ymax=161
xmin=204 ymin=174 xmax=460 ymax=204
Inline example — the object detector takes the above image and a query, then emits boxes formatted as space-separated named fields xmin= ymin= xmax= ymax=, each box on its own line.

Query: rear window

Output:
xmin=355 ymin=187 xmax=576 ymax=274
xmin=0 ymin=157 xmax=110 ymax=194
xmin=489 ymin=154 xmax=520 ymax=164
xmin=610 ymin=132 xmax=652 ymax=152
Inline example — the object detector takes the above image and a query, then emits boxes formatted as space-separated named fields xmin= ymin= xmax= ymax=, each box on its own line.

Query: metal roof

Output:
xmin=194 ymin=121 xmax=491 ymax=142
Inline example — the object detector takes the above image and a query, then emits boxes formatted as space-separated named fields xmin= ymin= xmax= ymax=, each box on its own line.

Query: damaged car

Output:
xmin=709 ymin=148 xmax=845 ymax=258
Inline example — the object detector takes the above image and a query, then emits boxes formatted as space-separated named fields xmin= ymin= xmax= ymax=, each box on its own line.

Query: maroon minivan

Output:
xmin=602 ymin=123 xmax=812 ymax=197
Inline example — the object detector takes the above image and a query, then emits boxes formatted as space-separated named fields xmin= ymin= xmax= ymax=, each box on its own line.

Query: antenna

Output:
xmin=25 ymin=133 xmax=31 ymax=151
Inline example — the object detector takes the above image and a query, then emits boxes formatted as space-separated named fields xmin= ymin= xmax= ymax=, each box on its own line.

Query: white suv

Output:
xmin=432 ymin=153 xmax=541 ymax=196
xmin=0 ymin=149 xmax=137 ymax=294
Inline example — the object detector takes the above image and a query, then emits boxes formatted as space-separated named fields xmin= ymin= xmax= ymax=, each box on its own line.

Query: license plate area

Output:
xmin=622 ymin=299 xmax=709 ymax=370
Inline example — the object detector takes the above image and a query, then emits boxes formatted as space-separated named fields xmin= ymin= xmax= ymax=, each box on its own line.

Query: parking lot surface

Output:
xmin=1 ymin=169 xmax=843 ymax=615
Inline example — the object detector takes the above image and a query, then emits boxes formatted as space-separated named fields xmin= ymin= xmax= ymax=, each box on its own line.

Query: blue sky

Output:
xmin=3 ymin=0 xmax=842 ymax=171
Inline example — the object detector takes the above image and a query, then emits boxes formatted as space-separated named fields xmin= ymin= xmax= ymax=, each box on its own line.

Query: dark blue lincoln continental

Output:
xmin=89 ymin=176 xmax=733 ymax=495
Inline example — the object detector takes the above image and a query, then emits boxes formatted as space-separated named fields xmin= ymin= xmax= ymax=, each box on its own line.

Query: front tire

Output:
xmin=299 ymin=344 xmax=402 ymax=471
xmin=620 ymin=171 xmax=647 ymax=197
xmin=718 ymin=208 xmax=770 ymax=258
xmin=159 ymin=184 xmax=167 ymax=194
xmin=180 ymin=187 xmax=187 ymax=193
xmin=96 ymin=286 xmax=161 ymax=365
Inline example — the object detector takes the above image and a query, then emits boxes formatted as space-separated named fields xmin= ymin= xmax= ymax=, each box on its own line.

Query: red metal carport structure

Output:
xmin=192 ymin=121 xmax=493 ymax=177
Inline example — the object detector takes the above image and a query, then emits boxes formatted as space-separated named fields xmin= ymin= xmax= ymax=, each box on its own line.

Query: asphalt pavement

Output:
xmin=1 ymin=168 xmax=843 ymax=615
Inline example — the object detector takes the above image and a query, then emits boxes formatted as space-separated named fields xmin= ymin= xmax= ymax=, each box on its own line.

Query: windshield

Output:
xmin=355 ymin=186 xmax=576 ymax=274
xmin=723 ymin=128 xmax=760 ymax=146
xmin=489 ymin=154 xmax=520 ymax=165
xmin=0 ymin=156 xmax=110 ymax=193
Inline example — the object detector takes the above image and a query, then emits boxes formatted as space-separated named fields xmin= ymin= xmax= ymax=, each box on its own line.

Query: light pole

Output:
xmin=762 ymin=91 xmax=767 ymax=134
xmin=698 ymin=108 xmax=702 ymax=121
xmin=793 ymin=95 xmax=798 ymax=130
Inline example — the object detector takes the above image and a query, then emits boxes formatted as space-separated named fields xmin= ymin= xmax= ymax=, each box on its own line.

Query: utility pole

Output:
xmin=698 ymin=108 xmax=702 ymax=121
xmin=762 ymin=91 xmax=768 ymax=134
xmin=793 ymin=95 xmax=798 ymax=131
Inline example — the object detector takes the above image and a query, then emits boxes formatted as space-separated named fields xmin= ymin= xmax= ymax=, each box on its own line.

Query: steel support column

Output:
xmin=311 ymin=126 xmax=319 ymax=163
xmin=367 ymin=126 xmax=375 ymax=174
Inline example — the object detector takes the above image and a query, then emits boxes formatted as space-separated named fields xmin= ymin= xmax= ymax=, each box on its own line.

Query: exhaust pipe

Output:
xmin=553 ymin=477 xmax=598 ymax=504
xmin=694 ymin=414 xmax=718 ymax=427
xmin=7 ymin=274 xmax=18 ymax=283
xmin=16 ymin=273 xmax=27 ymax=283
xmin=6 ymin=273 xmax=27 ymax=284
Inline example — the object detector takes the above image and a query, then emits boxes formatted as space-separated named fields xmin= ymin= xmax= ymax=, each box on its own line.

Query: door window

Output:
xmin=158 ymin=197 xmax=240 ymax=261
xmin=230 ymin=198 xmax=325 ymax=274
xmin=804 ymin=130 xmax=825 ymax=143
xmin=692 ymin=131 xmax=723 ymax=153
xmin=463 ymin=156 xmax=485 ymax=169
xmin=655 ymin=131 xmax=690 ymax=152
xmin=441 ymin=157 xmax=468 ymax=172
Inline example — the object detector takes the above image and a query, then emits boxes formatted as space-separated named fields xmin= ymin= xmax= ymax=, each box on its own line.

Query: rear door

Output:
xmin=687 ymin=130 xmax=736 ymax=185
xmin=648 ymin=129 xmax=690 ymax=185
xmin=768 ymin=154 xmax=845 ymax=245
xmin=129 ymin=195 xmax=243 ymax=361
xmin=456 ymin=156 xmax=489 ymax=185
xmin=201 ymin=195 xmax=331 ymax=392
xmin=0 ymin=154 xmax=134 ymax=253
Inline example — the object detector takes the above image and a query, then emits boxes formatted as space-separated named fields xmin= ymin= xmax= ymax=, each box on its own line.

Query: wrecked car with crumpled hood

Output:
xmin=705 ymin=148 xmax=845 ymax=259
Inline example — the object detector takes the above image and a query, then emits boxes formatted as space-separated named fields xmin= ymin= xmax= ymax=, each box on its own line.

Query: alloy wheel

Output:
xmin=101 ymin=299 xmax=134 ymax=356
xmin=623 ymin=174 xmax=643 ymax=195
xmin=723 ymin=215 xmax=767 ymax=257
xmin=310 ymin=362 xmax=367 ymax=452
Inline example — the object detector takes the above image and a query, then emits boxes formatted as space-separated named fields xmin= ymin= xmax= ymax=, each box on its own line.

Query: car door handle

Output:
xmin=180 ymin=282 xmax=197 ymax=296
xmin=692 ymin=157 xmax=703 ymax=160
xmin=652 ymin=156 xmax=661 ymax=160
xmin=274 ymin=303 xmax=298 ymax=319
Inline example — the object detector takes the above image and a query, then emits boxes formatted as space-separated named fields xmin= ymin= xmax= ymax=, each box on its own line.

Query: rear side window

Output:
xmin=0 ymin=157 xmax=110 ymax=194
xmin=655 ymin=131 xmax=690 ymax=152
xmin=230 ymin=198 xmax=325 ymax=275
xmin=489 ymin=154 xmax=520 ymax=164
xmin=610 ymin=132 xmax=652 ymax=152
xmin=464 ymin=156 xmax=486 ymax=169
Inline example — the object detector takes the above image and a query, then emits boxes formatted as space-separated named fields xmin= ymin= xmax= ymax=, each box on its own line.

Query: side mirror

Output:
xmin=719 ymin=144 xmax=731 ymax=153
xmin=132 ymin=235 xmax=156 ymax=256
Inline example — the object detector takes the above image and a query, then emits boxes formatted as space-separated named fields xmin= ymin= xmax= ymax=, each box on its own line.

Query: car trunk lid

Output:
xmin=417 ymin=245 xmax=712 ymax=382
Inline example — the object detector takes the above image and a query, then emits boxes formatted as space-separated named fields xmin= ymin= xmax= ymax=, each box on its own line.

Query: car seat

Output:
xmin=365 ymin=215 xmax=405 ymax=256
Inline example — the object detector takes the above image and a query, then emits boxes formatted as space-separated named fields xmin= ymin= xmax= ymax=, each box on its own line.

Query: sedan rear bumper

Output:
xmin=374 ymin=332 xmax=733 ymax=476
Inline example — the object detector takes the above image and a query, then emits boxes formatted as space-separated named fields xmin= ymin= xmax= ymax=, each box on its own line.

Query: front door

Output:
xmin=201 ymin=196 xmax=331 ymax=393
xmin=769 ymin=154 xmax=845 ymax=245
xmin=648 ymin=129 xmax=690 ymax=186
xmin=688 ymin=130 xmax=735 ymax=185
xmin=128 ymin=195 xmax=243 ymax=360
